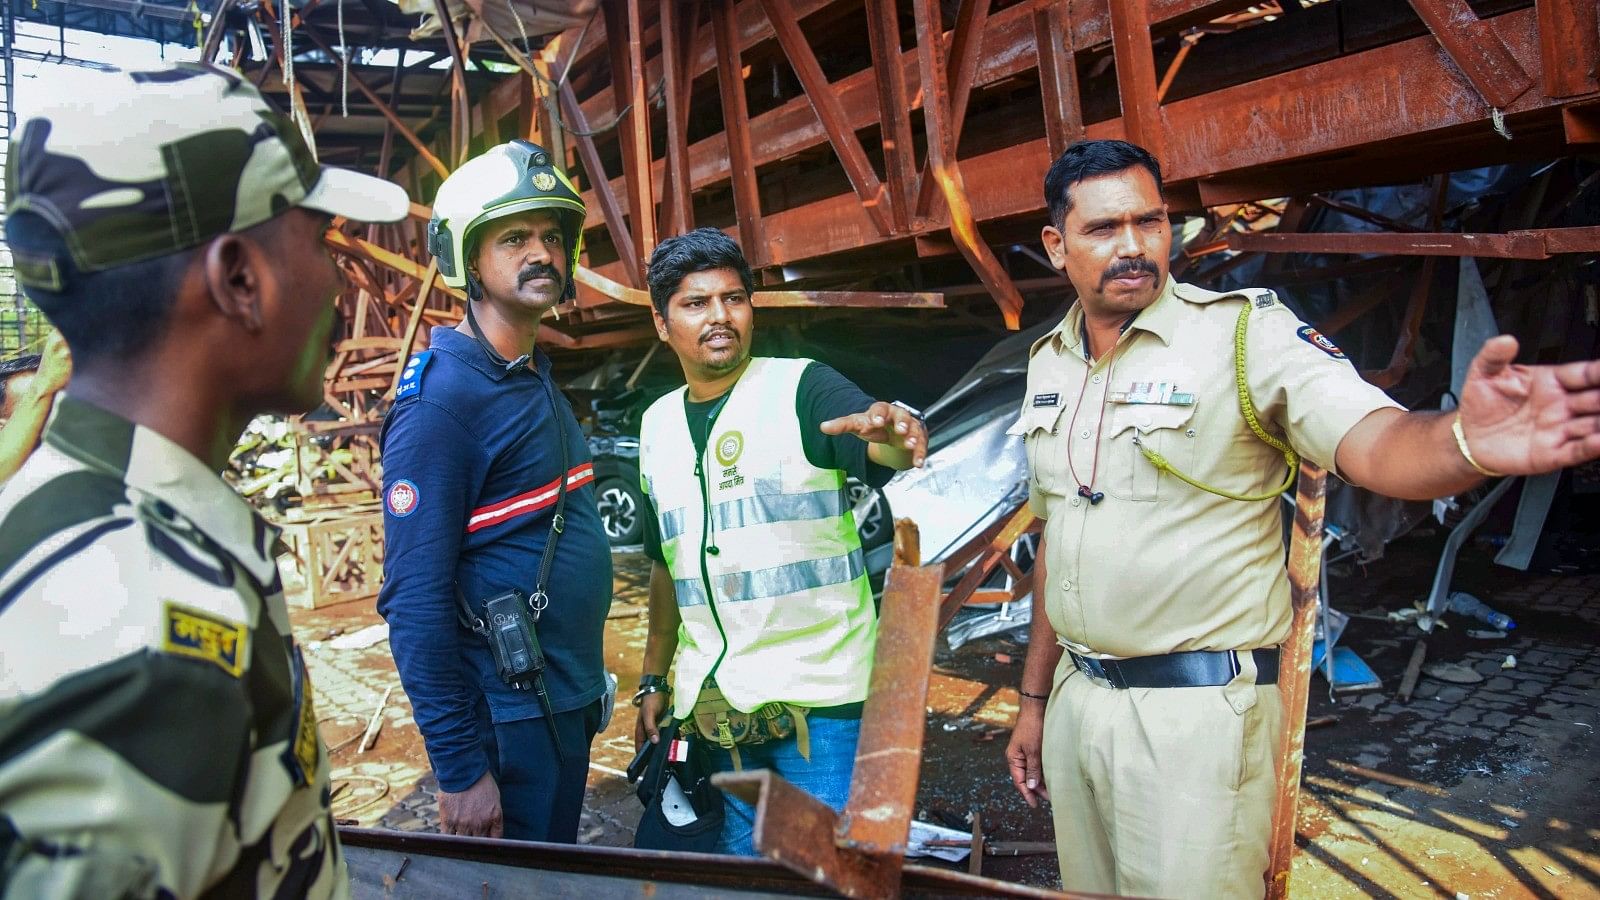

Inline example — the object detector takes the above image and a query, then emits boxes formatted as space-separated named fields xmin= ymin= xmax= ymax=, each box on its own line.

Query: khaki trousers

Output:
xmin=1042 ymin=652 xmax=1282 ymax=898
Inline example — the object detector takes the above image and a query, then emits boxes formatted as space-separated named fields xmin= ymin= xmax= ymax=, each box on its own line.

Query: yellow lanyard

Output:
xmin=1132 ymin=301 xmax=1298 ymax=502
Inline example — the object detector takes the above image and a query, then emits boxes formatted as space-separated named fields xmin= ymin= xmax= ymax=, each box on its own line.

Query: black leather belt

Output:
xmin=1069 ymin=648 xmax=1279 ymax=689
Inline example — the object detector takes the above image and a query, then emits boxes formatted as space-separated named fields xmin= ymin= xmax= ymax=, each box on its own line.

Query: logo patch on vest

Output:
xmin=1297 ymin=326 xmax=1346 ymax=360
xmin=715 ymin=431 xmax=745 ymax=466
xmin=387 ymin=479 xmax=420 ymax=517
xmin=161 ymin=602 xmax=248 ymax=677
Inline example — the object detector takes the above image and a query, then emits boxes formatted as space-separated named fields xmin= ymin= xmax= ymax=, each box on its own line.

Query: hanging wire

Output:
xmin=489 ymin=4 xmax=642 ymax=137
xmin=337 ymin=0 xmax=348 ymax=118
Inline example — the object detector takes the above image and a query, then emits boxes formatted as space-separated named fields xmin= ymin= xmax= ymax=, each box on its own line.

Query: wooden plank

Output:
xmin=758 ymin=0 xmax=894 ymax=236
xmin=712 ymin=0 xmax=766 ymax=263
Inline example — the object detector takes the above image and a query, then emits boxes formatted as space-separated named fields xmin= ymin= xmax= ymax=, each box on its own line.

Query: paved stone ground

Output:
xmin=288 ymin=534 xmax=1600 ymax=896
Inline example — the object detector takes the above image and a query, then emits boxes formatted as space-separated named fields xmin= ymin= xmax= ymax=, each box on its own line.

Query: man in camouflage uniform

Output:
xmin=0 ymin=63 xmax=406 ymax=898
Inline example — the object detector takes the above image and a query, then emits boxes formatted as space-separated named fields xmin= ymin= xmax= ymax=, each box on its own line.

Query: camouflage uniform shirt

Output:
xmin=0 ymin=397 xmax=347 ymax=899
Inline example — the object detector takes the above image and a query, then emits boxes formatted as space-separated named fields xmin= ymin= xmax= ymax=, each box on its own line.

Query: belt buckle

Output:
xmin=1075 ymin=654 xmax=1125 ymax=689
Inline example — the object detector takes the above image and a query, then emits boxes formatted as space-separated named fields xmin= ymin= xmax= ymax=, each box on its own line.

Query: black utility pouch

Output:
xmin=482 ymin=589 xmax=547 ymax=691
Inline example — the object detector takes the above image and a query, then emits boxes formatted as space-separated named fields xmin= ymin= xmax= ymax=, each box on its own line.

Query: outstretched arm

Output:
xmin=1337 ymin=336 xmax=1600 ymax=499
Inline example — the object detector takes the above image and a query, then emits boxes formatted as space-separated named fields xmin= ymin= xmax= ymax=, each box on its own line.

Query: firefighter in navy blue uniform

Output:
xmin=378 ymin=141 xmax=613 ymax=843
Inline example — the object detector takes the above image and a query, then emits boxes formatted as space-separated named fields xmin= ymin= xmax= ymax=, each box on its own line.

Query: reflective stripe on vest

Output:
xmin=639 ymin=357 xmax=877 ymax=719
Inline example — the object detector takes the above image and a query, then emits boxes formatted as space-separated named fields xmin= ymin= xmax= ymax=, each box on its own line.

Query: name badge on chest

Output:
xmin=1108 ymin=381 xmax=1196 ymax=406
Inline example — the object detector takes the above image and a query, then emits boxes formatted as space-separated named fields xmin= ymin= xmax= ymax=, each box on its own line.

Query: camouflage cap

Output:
xmin=5 ymin=62 xmax=409 ymax=291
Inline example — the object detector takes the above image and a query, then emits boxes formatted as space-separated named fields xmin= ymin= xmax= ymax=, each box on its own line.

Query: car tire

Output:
xmin=595 ymin=476 xmax=646 ymax=547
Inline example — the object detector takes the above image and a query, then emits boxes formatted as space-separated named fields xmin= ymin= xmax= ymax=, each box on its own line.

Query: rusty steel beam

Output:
xmin=747 ymin=7 xmax=1561 ymax=266
xmin=1566 ymin=105 xmax=1600 ymax=146
xmin=750 ymin=289 xmax=944 ymax=309
xmin=429 ymin=0 xmax=470 ymax=167
xmin=759 ymin=0 xmax=894 ymax=237
xmin=601 ymin=0 xmax=647 ymax=260
xmin=1536 ymin=0 xmax=1600 ymax=99
xmin=865 ymin=0 xmax=917 ymax=232
xmin=300 ymin=29 xmax=449 ymax=179
xmin=623 ymin=0 xmax=657 ymax=261
xmin=714 ymin=522 xmax=944 ymax=898
xmin=1227 ymin=225 xmax=1600 ymax=260
xmin=388 ymin=256 xmax=438 ymax=398
xmin=558 ymin=81 xmax=644 ymax=288
xmin=1406 ymin=0 xmax=1534 ymax=110
xmin=658 ymin=0 xmax=698 ymax=236
xmin=1108 ymin=0 xmax=1164 ymax=158
xmin=1034 ymin=0 xmax=1085 ymax=161
xmin=576 ymin=0 xmax=1040 ymax=227
xmin=912 ymin=0 xmax=1026 ymax=329
xmin=712 ymin=0 xmax=767 ymax=263
xmin=1266 ymin=463 xmax=1328 ymax=900
xmin=912 ymin=0 xmax=992 ymax=222
xmin=937 ymin=501 xmax=1038 ymax=629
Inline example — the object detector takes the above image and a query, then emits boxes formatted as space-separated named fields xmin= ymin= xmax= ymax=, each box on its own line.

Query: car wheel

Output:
xmin=846 ymin=478 xmax=891 ymax=549
xmin=596 ymin=477 xmax=645 ymax=546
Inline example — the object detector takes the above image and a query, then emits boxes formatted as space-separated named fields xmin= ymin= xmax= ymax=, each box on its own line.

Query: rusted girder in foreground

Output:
xmin=715 ymin=520 xmax=944 ymax=898
xmin=1227 ymin=224 xmax=1600 ymax=260
xmin=1266 ymin=463 xmax=1328 ymax=899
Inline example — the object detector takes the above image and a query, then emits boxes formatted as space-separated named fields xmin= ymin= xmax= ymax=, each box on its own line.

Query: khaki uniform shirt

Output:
xmin=0 ymin=398 xmax=347 ymax=899
xmin=1012 ymin=277 xmax=1401 ymax=659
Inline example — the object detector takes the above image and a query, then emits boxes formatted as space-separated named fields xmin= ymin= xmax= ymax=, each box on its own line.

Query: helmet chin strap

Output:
xmin=463 ymin=275 xmax=533 ymax=372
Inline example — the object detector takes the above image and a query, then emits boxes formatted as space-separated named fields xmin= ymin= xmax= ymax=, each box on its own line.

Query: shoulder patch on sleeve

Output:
xmin=395 ymin=350 xmax=432 ymax=400
xmin=161 ymin=600 xmax=248 ymax=677
xmin=1296 ymin=325 xmax=1347 ymax=359
xmin=386 ymin=479 xmax=420 ymax=517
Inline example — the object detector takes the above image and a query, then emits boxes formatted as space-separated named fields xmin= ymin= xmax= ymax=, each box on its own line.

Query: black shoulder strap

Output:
xmin=452 ymin=360 xmax=572 ymax=629
xmin=530 ymin=370 xmax=570 ymax=608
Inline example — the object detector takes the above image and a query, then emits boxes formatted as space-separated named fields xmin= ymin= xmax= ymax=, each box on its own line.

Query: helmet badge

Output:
xmin=532 ymin=172 xmax=557 ymax=192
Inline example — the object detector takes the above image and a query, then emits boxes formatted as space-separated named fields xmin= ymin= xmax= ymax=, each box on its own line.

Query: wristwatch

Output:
xmin=890 ymin=399 xmax=924 ymax=420
xmin=632 ymin=673 xmax=670 ymax=707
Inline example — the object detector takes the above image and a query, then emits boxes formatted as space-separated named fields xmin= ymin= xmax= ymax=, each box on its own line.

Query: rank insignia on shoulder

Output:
xmin=161 ymin=601 xmax=248 ymax=677
xmin=1297 ymin=325 xmax=1347 ymax=359
xmin=1033 ymin=392 xmax=1061 ymax=408
xmin=396 ymin=350 xmax=432 ymax=400
xmin=1252 ymin=290 xmax=1279 ymax=308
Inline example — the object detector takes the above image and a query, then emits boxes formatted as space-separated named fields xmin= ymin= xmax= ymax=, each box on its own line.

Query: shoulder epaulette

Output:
xmin=396 ymin=350 xmax=432 ymax=400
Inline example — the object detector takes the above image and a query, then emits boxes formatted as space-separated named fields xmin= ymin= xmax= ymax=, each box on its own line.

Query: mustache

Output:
xmin=1099 ymin=257 xmax=1159 ymax=288
xmin=517 ymin=263 xmax=562 ymax=286
xmin=700 ymin=326 xmax=739 ymax=344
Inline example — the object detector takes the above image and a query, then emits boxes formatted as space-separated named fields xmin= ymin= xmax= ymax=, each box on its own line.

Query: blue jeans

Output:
xmin=707 ymin=715 xmax=860 ymax=857
xmin=477 ymin=700 xmax=601 ymax=842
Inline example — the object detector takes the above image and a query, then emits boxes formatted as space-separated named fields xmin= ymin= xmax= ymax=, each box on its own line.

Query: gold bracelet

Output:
xmin=1451 ymin=414 xmax=1506 ymax=478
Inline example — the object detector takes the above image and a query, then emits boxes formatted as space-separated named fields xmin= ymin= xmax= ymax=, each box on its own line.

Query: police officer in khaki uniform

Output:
xmin=0 ymin=63 xmax=407 ymax=897
xmin=1004 ymin=140 xmax=1600 ymax=898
